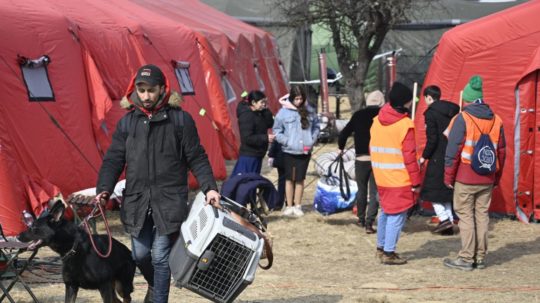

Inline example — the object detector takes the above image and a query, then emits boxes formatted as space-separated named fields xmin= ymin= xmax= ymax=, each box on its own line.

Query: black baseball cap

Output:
xmin=135 ymin=64 xmax=165 ymax=86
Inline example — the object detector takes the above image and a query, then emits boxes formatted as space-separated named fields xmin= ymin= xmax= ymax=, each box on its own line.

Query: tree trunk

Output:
xmin=343 ymin=60 xmax=369 ymax=113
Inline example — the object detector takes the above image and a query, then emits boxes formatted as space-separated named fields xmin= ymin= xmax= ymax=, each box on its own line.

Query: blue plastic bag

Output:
xmin=313 ymin=176 xmax=357 ymax=215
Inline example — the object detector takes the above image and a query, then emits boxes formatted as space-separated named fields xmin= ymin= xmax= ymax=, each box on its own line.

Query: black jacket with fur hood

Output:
xmin=96 ymin=75 xmax=217 ymax=237
xmin=236 ymin=101 xmax=274 ymax=157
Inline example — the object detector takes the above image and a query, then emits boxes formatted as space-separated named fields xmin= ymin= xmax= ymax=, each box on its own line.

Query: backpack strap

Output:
xmin=169 ymin=108 xmax=185 ymax=129
xmin=169 ymin=108 xmax=186 ymax=158
xmin=463 ymin=112 xmax=495 ymax=135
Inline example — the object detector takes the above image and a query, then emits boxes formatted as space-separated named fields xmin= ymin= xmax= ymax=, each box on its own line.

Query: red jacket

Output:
xmin=370 ymin=104 xmax=421 ymax=214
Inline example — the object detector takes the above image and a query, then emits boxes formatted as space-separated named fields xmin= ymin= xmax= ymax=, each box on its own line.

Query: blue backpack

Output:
xmin=465 ymin=112 xmax=497 ymax=175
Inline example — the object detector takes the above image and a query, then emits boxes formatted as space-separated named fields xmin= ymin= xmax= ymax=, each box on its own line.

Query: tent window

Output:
xmin=254 ymin=64 xmax=266 ymax=92
xmin=19 ymin=55 xmax=54 ymax=101
xmin=221 ymin=75 xmax=236 ymax=103
xmin=174 ymin=61 xmax=195 ymax=95
xmin=279 ymin=61 xmax=289 ymax=84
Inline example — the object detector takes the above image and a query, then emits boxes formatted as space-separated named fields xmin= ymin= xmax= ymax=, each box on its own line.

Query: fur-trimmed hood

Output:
xmin=120 ymin=71 xmax=183 ymax=111
xmin=120 ymin=91 xmax=182 ymax=110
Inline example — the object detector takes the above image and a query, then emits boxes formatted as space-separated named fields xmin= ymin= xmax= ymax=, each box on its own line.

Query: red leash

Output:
xmin=80 ymin=195 xmax=113 ymax=258
xmin=68 ymin=195 xmax=112 ymax=258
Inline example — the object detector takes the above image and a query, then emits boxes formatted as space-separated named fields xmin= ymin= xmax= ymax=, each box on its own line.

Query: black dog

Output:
xmin=18 ymin=200 xmax=135 ymax=303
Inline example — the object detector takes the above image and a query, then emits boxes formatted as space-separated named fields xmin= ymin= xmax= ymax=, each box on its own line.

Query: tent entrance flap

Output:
xmin=534 ymin=72 xmax=540 ymax=221
xmin=516 ymin=70 xmax=540 ymax=222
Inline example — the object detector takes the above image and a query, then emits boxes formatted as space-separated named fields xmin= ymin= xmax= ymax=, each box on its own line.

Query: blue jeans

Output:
xmin=131 ymin=214 xmax=175 ymax=303
xmin=376 ymin=209 xmax=407 ymax=252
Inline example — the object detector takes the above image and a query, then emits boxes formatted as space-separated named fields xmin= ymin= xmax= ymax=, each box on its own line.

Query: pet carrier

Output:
xmin=170 ymin=192 xmax=265 ymax=303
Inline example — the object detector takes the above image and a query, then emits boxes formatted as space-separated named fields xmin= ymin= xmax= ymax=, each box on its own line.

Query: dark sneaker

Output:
xmin=474 ymin=259 xmax=486 ymax=269
xmin=365 ymin=225 xmax=376 ymax=234
xmin=443 ymin=257 xmax=473 ymax=271
xmin=440 ymin=227 xmax=455 ymax=236
xmin=356 ymin=220 xmax=366 ymax=228
xmin=382 ymin=252 xmax=407 ymax=265
xmin=144 ymin=286 xmax=154 ymax=303
xmin=376 ymin=248 xmax=384 ymax=263
xmin=433 ymin=219 xmax=453 ymax=234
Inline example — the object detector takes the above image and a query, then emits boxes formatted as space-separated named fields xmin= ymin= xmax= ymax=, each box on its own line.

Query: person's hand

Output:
xmin=338 ymin=149 xmax=344 ymax=155
xmin=205 ymin=190 xmax=221 ymax=209
xmin=268 ymin=134 xmax=275 ymax=143
xmin=279 ymin=94 xmax=290 ymax=103
xmin=445 ymin=183 xmax=454 ymax=189
xmin=96 ymin=191 xmax=110 ymax=206
xmin=267 ymin=157 xmax=274 ymax=167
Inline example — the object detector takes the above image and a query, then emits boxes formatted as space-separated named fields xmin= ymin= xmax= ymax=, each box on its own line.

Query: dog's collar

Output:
xmin=61 ymin=241 xmax=79 ymax=261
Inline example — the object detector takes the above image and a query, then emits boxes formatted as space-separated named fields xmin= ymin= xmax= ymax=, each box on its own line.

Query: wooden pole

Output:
xmin=459 ymin=90 xmax=463 ymax=112
xmin=411 ymin=82 xmax=418 ymax=121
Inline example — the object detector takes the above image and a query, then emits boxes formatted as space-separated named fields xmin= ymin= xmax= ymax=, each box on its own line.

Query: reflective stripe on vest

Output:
xmin=460 ymin=113 xmax=502 ymax=168
xmin=370 ymin=116 xmax=414 ymax=187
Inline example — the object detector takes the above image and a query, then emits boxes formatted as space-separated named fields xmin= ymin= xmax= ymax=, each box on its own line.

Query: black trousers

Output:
xmin=354 ymin=160 xmax=379 ymax=225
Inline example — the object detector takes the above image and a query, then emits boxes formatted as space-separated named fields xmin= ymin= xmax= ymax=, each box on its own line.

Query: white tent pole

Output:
xmin=459 ymin=90 xmax=463 ymax=111
xmin=412 ymin=82 xmax=418 ymax=121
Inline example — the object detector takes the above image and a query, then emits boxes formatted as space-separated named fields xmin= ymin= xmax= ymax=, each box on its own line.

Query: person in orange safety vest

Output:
xmin=370 ymin=82 xmax=421 ymax=265
xmin=442 ymin=75 xmax=506 ymax=271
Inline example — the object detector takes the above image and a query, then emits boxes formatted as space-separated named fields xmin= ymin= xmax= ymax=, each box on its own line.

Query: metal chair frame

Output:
xmin=0 ymin=225 xmax=39 ymax=303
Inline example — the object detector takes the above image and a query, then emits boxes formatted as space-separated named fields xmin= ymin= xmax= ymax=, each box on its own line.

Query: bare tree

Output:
xmin=277 ymin=0 xmax=433 ymax=111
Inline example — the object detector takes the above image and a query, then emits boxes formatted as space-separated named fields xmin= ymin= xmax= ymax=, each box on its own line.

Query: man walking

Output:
xmin=443 ymin=75 xmax=506 ymax=271
xmin=96 ymin=64 xmax=221 ymax=302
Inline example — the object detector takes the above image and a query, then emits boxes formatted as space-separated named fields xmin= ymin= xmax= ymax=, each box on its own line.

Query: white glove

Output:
xmin=267 ymin=157 xmax=274 ymax=167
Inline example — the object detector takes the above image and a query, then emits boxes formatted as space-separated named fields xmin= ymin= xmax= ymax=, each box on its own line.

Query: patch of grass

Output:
xmin=356 ymin=296 xmax=390 ymax=303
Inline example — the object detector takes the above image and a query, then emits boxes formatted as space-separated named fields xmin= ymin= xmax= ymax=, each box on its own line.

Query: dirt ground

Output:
xmin=6 ymin=98 xmax=540 ymax=302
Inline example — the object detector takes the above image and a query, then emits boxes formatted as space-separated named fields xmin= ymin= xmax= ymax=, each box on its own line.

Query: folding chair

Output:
xmin=0 ymin=224 xmax=39 ymax=303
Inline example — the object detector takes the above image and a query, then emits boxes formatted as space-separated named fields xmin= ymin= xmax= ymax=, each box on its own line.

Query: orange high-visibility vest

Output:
xmin=370 ymin=116 xmax=414 ymax=187
xmin=460 ymin=112 xmax=503 ymax=169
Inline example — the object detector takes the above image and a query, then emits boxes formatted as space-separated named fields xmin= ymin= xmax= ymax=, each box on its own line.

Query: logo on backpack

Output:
xmin=466 ymin=113 xmax=497 ymax=175
xmin=471 ymin=135 xmax=496 ymax=175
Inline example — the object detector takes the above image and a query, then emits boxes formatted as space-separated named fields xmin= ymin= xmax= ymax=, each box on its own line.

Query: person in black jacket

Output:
xmin=338 ymin=90 xmax=384 ymax=234
xmin=96 ymin=64 xmax=220 ymax=303
xmin=419 ymin=85 xmax=460 ymax=235
xmin=231 ymin=90 xmax=275 ymax=175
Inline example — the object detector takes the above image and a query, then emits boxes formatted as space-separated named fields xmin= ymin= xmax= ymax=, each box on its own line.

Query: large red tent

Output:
xmin=0 ymin=0 xmax=288 ymax=235
xmin=130 ymin=0 xmax=288 ymax=159
xmin=416 ymin=0 xmax=540 ymax=221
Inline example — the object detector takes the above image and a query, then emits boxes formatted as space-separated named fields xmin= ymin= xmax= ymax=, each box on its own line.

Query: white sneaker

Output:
xmin=293 ymin=205 xmax=304 ymax=217
xmin=283 ymin=206 xmax=295 ymax=216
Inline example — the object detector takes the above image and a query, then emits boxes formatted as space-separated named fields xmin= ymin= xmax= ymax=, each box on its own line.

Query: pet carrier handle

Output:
xmin=220 ymin=196 xmax=273 ymax=270
xmin=220 ymin=196 xmax=262 ymax=229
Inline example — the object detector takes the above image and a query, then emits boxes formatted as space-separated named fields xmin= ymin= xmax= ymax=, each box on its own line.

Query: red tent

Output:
xmin=130 ymin=0 xmax=288 ymax=159
xmin=0 ymin=2 xmax=102 ymax=235
xmin=0 ymin=0 xmax=289 ymax=235
xmin=415 ymin=1 xmax=540 ymax=221
xmin=43 ymin=0 xmax=228 ymax=182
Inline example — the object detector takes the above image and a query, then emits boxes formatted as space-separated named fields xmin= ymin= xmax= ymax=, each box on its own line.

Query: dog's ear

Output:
xmin=49 ymin=199 xmax=65 ymax=222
